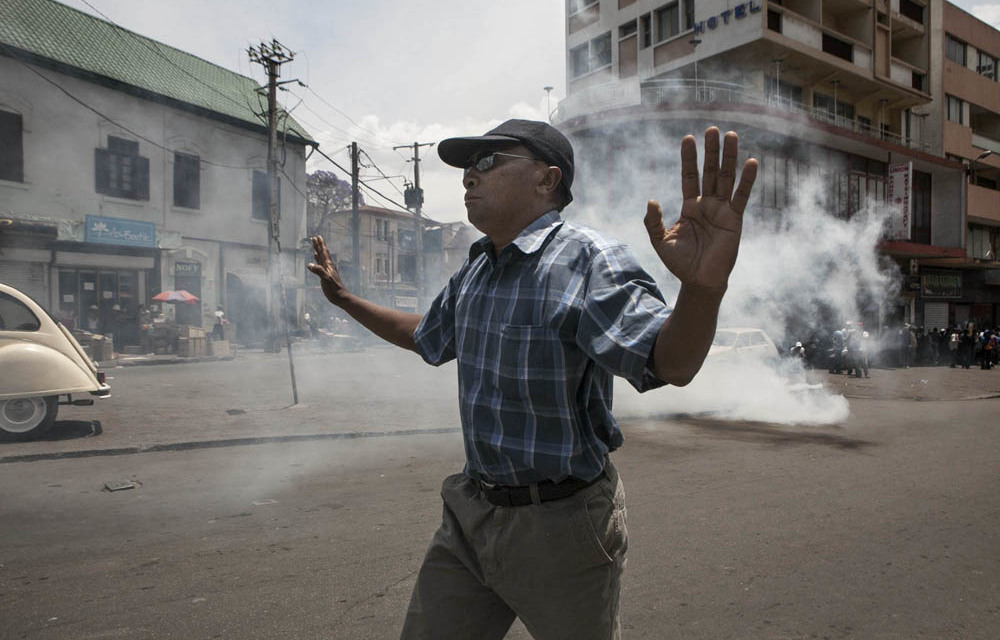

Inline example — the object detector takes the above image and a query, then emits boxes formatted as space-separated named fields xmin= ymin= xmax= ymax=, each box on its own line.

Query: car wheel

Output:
xmin=0 ymin=396 xmax=59 ymax=441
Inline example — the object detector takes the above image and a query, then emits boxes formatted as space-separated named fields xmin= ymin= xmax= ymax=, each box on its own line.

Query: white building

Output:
xmin=559 ymin=0 xmax=973 ymax=331
xmin=0 ymin=0 xmax=315 ymax=347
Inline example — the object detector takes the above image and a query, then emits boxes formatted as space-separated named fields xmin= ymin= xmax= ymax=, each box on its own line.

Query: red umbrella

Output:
xmin=152 ymin=290 xmax=201 ymax=305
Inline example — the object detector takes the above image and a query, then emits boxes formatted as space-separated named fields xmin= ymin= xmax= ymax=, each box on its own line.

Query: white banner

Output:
xmin=886 ymin=162 xmax=912 ymax=240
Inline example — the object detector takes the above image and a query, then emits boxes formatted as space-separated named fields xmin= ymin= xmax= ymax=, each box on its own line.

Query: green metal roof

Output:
xmin=0 ymin=0 xmax=315 ymax=145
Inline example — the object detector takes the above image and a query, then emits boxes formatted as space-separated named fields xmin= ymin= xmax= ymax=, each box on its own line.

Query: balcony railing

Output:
xmin=637 ymin=78 xmax=932 ymax=152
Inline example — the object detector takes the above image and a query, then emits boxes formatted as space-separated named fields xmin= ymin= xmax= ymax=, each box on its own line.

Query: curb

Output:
xmin=100 ymin=355 xmax=237 ymax=368
xmin=0 ymin=427 xmax=462 ymax=464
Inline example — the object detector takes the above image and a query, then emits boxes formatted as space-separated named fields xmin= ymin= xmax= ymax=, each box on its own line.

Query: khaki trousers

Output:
xmin=400 ymin=461 xmax=628 ymax=640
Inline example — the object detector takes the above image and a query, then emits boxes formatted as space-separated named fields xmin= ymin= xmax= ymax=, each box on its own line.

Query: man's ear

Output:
xmin=537 ymin=166 xmax=563 ymax=197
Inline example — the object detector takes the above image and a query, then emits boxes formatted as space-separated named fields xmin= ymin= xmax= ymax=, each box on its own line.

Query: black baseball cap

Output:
xmin=438 ymin=119 xmax=574 ymax=204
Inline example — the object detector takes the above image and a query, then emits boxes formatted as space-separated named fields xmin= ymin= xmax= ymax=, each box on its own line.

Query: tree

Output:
xmin=306 ymin=170 xmax=360 ymax=237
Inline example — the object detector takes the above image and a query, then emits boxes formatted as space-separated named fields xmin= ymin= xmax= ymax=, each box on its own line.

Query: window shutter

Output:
xmin=0 ymin=111 xmax=23 ymax=182
xmin=136 ymin=155 xmax=150 ymax=200
xmin=94 ymin=148 xmax=111 ymax=193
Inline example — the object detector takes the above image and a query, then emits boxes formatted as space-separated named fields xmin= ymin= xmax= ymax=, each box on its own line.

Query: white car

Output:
xmin=0 ymin=283 xmax=110 ymax=440
xmin=708 ymin=327 xmax=779 ymax=361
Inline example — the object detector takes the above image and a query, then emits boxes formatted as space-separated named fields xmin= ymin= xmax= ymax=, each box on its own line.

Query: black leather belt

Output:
xmin=479 ymin=470 xmax=605 ymax=507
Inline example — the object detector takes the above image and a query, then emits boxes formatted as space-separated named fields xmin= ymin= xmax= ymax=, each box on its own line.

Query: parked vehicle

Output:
xmin=709 ymin=327 xmax=780 ymax=361
xmin=0 ymin=283 xmax=110 ymax=440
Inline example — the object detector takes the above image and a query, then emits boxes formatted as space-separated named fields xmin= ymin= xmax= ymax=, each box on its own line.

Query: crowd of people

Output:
xmin=790 ymin=323 xmax=999 ymax=372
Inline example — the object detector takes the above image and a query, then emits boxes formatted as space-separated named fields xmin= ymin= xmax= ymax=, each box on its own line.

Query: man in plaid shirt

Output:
xmin=309 ymin=119 xmax=757 ymax=639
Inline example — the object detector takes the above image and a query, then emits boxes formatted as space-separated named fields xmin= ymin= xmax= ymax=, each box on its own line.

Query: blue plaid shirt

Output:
xmin=414 ymin=211 xmax=671 ymax=485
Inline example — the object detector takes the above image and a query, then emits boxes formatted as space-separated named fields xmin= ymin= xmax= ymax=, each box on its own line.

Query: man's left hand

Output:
xmin=644 ymin=127 xmax=758 ymax=290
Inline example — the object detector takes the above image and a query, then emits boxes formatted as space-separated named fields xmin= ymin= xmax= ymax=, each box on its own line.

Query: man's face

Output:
xmin=461 ymin=144 xmax=549 ymax=240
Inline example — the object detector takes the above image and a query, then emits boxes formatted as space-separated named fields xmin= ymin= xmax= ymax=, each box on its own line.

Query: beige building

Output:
xmin=558 ymin=0 xmax=988 ymax=331
xmin=316 ymin=205 xmax=474 ymax=315
xmin=932 ymin=2 xmax=1000 ymax=327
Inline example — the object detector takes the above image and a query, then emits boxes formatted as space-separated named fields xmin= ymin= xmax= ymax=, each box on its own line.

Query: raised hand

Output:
xmin=307 ymin=235 xmax=350 ymax=306
xmin=644 ymin=127 xmax=758 ymax=290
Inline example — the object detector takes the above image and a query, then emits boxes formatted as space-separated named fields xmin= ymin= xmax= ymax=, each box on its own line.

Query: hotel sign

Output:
xmin=692 ymin=1 xmax=762 ymax=35
xmin=85 ymin=215 xmax=156 ymax=248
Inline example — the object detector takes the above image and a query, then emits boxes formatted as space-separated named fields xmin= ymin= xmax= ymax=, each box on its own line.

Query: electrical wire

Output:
xmin=359 ymin=149 xmax=407 ymax=198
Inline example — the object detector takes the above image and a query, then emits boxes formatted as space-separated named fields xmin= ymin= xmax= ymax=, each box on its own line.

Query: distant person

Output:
xmin=790 ymin=341 xmax=806 ymax=360
xmin=309 ymin=120 xmax=758 ymax=638
xmin=212 ymin=306 xmax=226 ymax=341
xmin=948 ymin=327 xmax=960 ymax=368
xmin=86 ymin=304 xmax=100 ymax=332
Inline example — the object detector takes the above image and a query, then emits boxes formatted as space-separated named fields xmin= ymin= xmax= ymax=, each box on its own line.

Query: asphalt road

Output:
xmin=1 ymin=350 xmax=998 ymax=639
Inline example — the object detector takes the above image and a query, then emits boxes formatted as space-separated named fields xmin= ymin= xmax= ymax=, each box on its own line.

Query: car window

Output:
xmin=736 ymin=333 xmax=752 ymax=348
xmin=713 ymin=331 xmax=737 ymax=346
xmin=750 ymin=332 xmax=767 ymax=346
xmin=0 ymin=291 xmax=41 ymax=331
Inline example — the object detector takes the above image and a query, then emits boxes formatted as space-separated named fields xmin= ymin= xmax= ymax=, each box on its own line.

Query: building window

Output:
xmin=899 ymin=0 xmax=923 ymax=24
xmin=95 ymin=135 xmax=149 ymax=200
xmin=767 ymin=9 xmax=782 ymax=33
xmin=912 ymin=71 xmax=925 ymax=92
xmin=683 ymin=0 xmax=694 ymax=31
xmin=946 ymin=95 xmax=964 ymax=124
xmin=0 ymin=110 xmax=23 ymax=182
xmin=252 ymin=170 xmax=279 ymax=220
xmin=375 ymin=219 xmax=390 ymax=241
xmin=766 ymin=76 xmax=803 ymax=107
xmin=375 ymin=252 xmax=389 ymax=280
xmin=654 ymin=2 xmax=679 ymax=43
xmin=945 ymin=35 xmax=966 ymax=66
xmin=822 ymin=33 xmax=853 ymax=62
xmin=858 ymin=116 xmax=872 ymax=133
xmin=639 ymin=14 xmax=652 ymax=48
xmin=619 ymin=20 xmax=637 ymax=39
xmin=173 ymin=152 xmax=200 ymax=209
xmin=978 ymin=51 xmax=998 ymax=81
xmin=568 ymin=0 xmax=598 ymax=15
xmin=812 ymin=93 xmax=854 ymax=123
xmin=570 ymin=31 xmax=612 ymax=78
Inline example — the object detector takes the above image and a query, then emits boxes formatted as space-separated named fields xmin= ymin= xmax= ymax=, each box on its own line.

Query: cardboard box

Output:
xmin=208 ymin=340 xmax=230 ymax=357
xmin=177 ymin=325 xmax=205 ymax=339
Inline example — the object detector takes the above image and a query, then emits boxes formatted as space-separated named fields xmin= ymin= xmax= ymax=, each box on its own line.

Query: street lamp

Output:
xmin=543 ymin=86 xmax=554 ymax=122
xmin=689 ymin=38 xmax=701 ymax=101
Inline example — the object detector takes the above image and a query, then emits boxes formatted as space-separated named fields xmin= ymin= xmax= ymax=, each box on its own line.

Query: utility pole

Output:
xmin=350 ymin=142 xmax=361 ymax=292
xmin=248 ymin=39 xmax=299 ymax=403
xmin=395 ymin=141 xmax=434 ymax=311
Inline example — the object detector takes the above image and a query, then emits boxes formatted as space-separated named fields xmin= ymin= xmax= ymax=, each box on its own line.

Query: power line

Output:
xmin=359 ymin=149 xmax=406 ymax=198
xmin=287 ymin=91 xmax=385 ymax=149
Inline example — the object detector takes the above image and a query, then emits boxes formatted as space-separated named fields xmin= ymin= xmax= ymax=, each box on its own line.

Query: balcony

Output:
xmin=968 ymin=183 xmax=1000 ymax=225
xmin=628 ymin=78 xmax=930 ymax=152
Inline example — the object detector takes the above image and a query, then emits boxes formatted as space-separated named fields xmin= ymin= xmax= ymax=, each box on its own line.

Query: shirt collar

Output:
xmin=469 ymin=210 xmax=563 ymax=261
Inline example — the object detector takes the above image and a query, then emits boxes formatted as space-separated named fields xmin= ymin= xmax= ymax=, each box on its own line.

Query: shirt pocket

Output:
xmin=496 ymin=323 xmax=563 ymax=407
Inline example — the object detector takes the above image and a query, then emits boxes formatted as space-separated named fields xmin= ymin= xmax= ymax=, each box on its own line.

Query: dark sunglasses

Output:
xmin=464 ymin=152 xmax=539 ymax=176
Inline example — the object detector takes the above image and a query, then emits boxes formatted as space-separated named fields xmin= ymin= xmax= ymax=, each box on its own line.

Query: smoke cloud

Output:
xmin=566 ymin=120 xmax=900 ymax=425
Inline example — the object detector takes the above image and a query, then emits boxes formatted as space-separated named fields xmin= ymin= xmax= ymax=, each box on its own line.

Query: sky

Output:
xmin=70 ymin=0 xmax=1000 ymax=225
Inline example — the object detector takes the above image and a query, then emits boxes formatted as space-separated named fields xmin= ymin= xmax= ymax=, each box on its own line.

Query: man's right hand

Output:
xmin=307 ymin=235 xmax=350 ymax=306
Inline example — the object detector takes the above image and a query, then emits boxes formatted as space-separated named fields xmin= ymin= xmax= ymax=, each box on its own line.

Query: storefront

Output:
xmin=54 ymin=215 xmax=158 ymax=346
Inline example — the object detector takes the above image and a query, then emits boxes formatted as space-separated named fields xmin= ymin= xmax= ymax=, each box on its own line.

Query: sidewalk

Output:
xmin=811 ymin=363 xmax=1000 ymax=401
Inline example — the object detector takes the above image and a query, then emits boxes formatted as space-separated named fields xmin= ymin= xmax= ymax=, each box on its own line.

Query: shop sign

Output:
xmin=175 ymin=261 xmax=201 ymax=276
xmin=886 ymin=163 xmax=912 ymax=240
xmin=921 ymin=271 xmax=962 ymax=299
xmin=85 ymin=215 xmax=156 ymax=248
xmin=692 ymin=1 xmax=762 ymax=35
